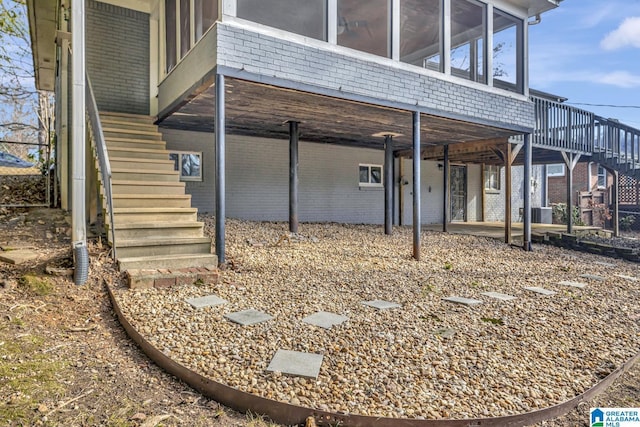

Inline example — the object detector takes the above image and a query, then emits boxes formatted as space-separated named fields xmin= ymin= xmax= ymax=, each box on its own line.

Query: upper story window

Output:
xmin=450 ymin=0 xmax=486 ymax=84
xmin=237 ymin=0 xmax=327 ymax=41
xmin=400 ymin=0 xmax=442 ymax=71
xmin=165 ymin=0 xmax=218 ymax=74
xmin=493 ymin=9 xmax=523 ymax=93
xmin=338 ymin=0 xmax=390 ymax=58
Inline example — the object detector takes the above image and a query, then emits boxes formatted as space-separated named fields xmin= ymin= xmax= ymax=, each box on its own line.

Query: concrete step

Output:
xmin=118 ymin=253 xmax=218 ymax=271
xmin=100 ymin=119 xmax=158 ymax=132
xmin=107 ymin=147 xmax=170 ymax=160
xmin=110 ymin=157 xmax=175 ymax=171
xmin=114 ymin=237 xmax=211 ymax=258
xmin=100 ymin=111 xmax=156 ymax=125
xmin=107 ymin=221 xmax=205 ymax=241
xmin=110 ymin=180 xmax=185 ymax=195
xmin=110 ymin=207 xmax=198 ymax=224
xmin=111 ymin=194 xmax=192 ymax=208
xmin=106 ymin=138 xmax=167 ymax=151
xmin=111 ymin=168 xmax=180 ymax=182
xmin=103 ymin=127 xmax=163 ymax=141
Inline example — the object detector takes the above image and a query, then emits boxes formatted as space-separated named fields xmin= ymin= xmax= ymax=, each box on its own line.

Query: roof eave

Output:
xmin=27 ymin=0 xmax=59 ymax=92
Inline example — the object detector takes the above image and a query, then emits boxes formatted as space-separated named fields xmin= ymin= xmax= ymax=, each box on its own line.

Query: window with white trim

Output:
xmin=359 ymin=164 xmax=383 ymax=187
xmin=597 ymin=165 xmax=606 ymax=188
xmin=484 ymin=165 xmax=500 ymax=191
xmin=547 ymin=164 xmax=565 ymax=177
xmin=170 ymin=151 xmax=202 ymax=181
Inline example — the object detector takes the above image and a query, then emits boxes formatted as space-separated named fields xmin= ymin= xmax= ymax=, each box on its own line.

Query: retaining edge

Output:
xmin=106 ymin=281 xmax=640 ymax=427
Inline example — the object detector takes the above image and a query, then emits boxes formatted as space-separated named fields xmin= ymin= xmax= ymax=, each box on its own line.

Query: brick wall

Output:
xmin=86 ymin=1 xmax=149 ymax=114
xmin=216 ymin=23 xmax=534 ymax=130
xmin=548 ymin=162 xmax=589 ymax=205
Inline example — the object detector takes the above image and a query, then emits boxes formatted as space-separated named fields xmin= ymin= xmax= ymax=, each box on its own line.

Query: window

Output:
xmin=180 ymin=0 xmax=191 ymax=58
xmin=237 ymin=0 xmax=327 ymax=40
xmin=492 ymin=9 xmax=523 ymax=93
xmin=359 ymin=164 xmax=383 ymax=187
xmin=338 ymin=0 xmax=390 ymax=58
xmin=165 ymin=0 xmax=177 ymax=73
xmin=450 ymin=0 xmax=486 ymax=83
xmin=547 ymin=164 xmax=565 ymax=177
xmin=597 ymin=165 xmax=606 ymax=188
xmin=400 ymin=0 xmax=441 ymax=71
xmin=484 ymin=165 xmax=500 ymax=191
xmin=194 ymin=0 xmax=218 ymax=41
xmin=170 ymin=151 xmax=202 ymax=181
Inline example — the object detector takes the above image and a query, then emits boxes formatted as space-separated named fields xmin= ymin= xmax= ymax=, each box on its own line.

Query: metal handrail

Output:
xmin=85 ymin=74 xmax=117 ymax=259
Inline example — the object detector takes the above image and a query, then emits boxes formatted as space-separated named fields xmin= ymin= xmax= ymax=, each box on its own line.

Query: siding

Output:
xmin=216 ymin=23 xmax=534 ymax=130
xmin=86 ymin=1 xmax=150 ymax=114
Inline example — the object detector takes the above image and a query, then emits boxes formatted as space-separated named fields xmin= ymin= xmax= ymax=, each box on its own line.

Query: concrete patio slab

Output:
xmin=302 ymin=311 xmax=349 ymax=329
xmin=0 ymin=249 xmax=38 ymax=265
xmin=442 ymin=296 xmax=483 ymax=306
xmin=525 ymin=287 xmax=556 ymax=296
xmin=185 ymin=295 xmax=227 ymax=309
xmin=361 ymin=300 xmax=401 ymax=310
xmin=435 ymin=328 xmax=456 ymax=338
xmin=225 ymin=309 xmax=273 ymax=326
xmin=266 ymin=349 xmax=323 ymax=379
xmin=558 ymin=281 xmax=587 ymax=289
xmin=594 ymin=261 xmax=616 ymax=267
xmin=481 ymin=292 xmax=517 ymax=301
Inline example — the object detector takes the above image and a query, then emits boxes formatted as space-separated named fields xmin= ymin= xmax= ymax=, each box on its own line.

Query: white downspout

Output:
xmin=71 ymin=0 xmax=88 ymax=285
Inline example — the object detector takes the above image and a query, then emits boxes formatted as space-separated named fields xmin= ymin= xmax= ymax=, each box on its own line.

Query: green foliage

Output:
xmin=552 ymin=203 xmax=585 ymax=227
xmin=18 ymin=273 xmax=53 ymax=296
xmin=444 ymin=261 xmax=453 ymax=271
xmin=620 ymin=215 xmax=636 ymax=232
xmin=481 ymin=317 xmax=504 ymax=325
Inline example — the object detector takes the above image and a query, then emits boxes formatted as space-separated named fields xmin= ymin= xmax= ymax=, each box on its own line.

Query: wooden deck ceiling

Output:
xmin=159 ymin=77 xmax=527 ymax=165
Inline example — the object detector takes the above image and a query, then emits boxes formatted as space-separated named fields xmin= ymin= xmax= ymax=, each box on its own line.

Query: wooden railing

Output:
xmin=531 ymin=96 xmax=594 ymax=154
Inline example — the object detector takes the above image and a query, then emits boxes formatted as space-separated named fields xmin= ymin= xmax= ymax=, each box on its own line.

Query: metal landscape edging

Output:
xmin=107 ymin=281 xmax=640 ymax=427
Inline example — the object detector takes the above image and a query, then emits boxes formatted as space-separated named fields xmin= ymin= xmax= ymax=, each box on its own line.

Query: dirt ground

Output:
xmin=0 ymin=207 xmax=638 ymax=427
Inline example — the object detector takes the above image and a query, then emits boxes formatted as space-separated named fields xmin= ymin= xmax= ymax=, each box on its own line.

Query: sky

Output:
xmin=529 ymin=0 xmax=640 ymax=129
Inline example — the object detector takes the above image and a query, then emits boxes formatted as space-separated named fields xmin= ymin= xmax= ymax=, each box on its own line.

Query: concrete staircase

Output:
xmin=97 ymin=111 xmax=217 ymax=271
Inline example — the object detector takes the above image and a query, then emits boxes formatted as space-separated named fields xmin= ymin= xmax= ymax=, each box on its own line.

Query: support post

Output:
xmin=523 ymin=134 xmax=532 ymax=251
xmin=384 ymin=135 xmax=393 ymax=235
xmin=443 ymin=144 xmax=450 ymax=232
xmin=289 ymin=121 xmax=299 ymax=234
xmin=215 ymin=74 xmax=226 ymax=264
xmin=612 ymin=169 xmax=619 ymax=237
xmin=504 ymin=142 xmax=512 ymax=244
xmin=398 ymin=156 xmax=404 ymax=226
xmin=412 ymin=112 xmax=421 ymax=260
xmin=561 ymin=152 xmax=580 ymax=235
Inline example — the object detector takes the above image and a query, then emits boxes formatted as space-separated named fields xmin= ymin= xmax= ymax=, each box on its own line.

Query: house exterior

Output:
xmin=27 ymin=0 xmax=640 ymax=276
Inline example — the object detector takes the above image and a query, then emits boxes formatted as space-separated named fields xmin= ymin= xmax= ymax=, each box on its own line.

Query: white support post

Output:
xmin=71 ymin=0 xmax=86 ymax=246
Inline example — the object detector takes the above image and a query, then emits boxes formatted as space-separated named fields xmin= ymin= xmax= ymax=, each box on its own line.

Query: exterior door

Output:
xmin=450 ymin=165 xmax=467 ymax=222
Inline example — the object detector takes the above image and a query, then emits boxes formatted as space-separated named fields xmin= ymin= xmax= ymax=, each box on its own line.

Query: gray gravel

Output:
xmin=113 ymin=218 xmax=640 ymax=420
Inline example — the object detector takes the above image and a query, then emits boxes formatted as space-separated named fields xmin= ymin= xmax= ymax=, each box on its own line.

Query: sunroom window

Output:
xmin=400 ymin=0 xmax=442 ymax=71
xmin=195 ymin=0 xmax=218 ymax=41
xmin=237 ymin=0 xmax=327 ymax=41
xmin=493 ymin=9 xmax=523 ymax=93
xmin=337 ymin=0 xmax=390 ymax=58
xmin=450 ymin=0 xmax=486 ymax=84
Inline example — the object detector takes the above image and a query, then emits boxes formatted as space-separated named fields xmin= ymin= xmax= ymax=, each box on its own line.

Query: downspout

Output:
xmin=71 ymin=0 xmax=88 ymax=285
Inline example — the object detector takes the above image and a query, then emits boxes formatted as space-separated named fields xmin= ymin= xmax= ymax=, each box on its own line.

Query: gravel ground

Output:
xmin=113 ymin=217 xmax=640 ymax=421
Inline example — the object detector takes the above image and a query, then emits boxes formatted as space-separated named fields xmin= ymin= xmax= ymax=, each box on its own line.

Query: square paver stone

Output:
xmin=185 ymin=295 xmax=228 ymax=309
xmin=580 ymin=274 xmax=606 ymax=282
xmin=302 ymin=311 xmax=349 ymax=329
xmin=558 ymin=281 xmax=587 ymax=289
xmin=225 ymin=309 xmax=273 ymax=326
xmin=443 ymin=296 xmax=483 ymax=306
xmin=0 ymin=249 xmax=38 ymax=265
xmin=361 ymin=300 xmax=402 ymax=310
xmin=266 ymin=349 xmax=323 ymax=379
xmin=616 ymin=274 xmax=638 ymax=282
xmin=524 ymin=287 xmax=556 ymax=296
xmin=594 ymin=261 xmax=616 ymax=267
xmin=481 ymin=292 xmax=517 ymax=301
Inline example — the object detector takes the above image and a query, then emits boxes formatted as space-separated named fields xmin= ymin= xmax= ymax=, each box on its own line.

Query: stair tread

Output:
xmin=113 ymin=194 xmax=191 ymax=199
xmin=117 ymin=253 xmax=217 ymax=263
xmin=113 ymin=221 xmax=204 ymax=229
xmin=112 ymin=180 xmax=184 ymax=186
xmin=113 ymin=207 xmax=197 ymax=213
xmin=110 ymin=157 xmax=174 ymax=164
xmin=103 ymin=127 xmax=162 ymax=136
xmin=100 ymin=111 xmax=155 ymax=119
xmin=116 ymin=237 xmax=211 ymax=247
xmin=107 ymin=147 xmax=169 ymax=154
xmin=106 ymin=137 xmax=166 ymax=144
xmin=112 ymin=167 xmax=179 ymax=175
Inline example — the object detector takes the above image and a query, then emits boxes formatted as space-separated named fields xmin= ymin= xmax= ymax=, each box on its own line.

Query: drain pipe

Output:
xmin=71 ymin=0 xmax=89 ymax=285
